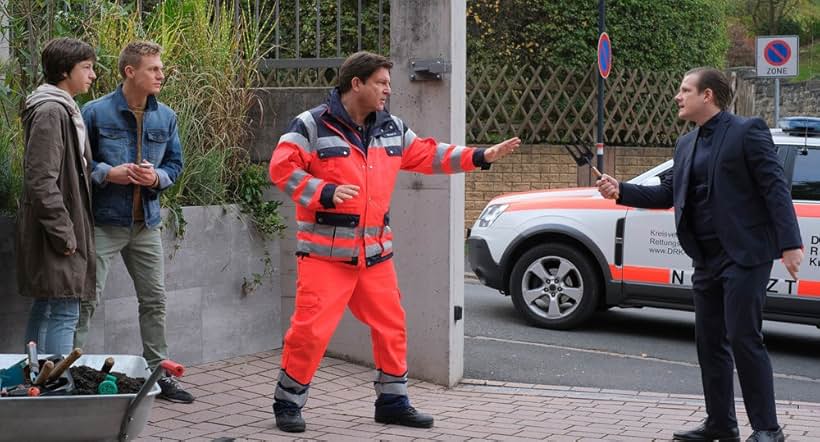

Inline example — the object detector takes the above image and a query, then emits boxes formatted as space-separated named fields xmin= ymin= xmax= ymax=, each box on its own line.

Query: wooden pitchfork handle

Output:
xmin=46 ymin=348 xmax=83 ymax=383
xmin=591 ymin=167 xmax=621 ymax=200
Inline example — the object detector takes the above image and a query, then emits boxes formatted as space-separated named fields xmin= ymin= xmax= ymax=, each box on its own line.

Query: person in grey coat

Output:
xmin=16 ymin=37 xmax=97 ymax=354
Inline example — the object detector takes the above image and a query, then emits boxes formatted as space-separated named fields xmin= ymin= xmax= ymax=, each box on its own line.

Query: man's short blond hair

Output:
xmin=118 ymin=41 xmax=162 ymax=79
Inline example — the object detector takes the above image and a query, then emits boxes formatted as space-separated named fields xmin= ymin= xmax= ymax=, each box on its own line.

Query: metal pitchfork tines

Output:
xmin=563 ymin=141 xmax=619 ymax=199
xmin=563 ymin=142 xmax=602 ymax=178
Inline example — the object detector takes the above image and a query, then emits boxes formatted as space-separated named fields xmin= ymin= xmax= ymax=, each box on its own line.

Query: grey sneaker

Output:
xmin=157 ymin=377 xmax=195 ymax=403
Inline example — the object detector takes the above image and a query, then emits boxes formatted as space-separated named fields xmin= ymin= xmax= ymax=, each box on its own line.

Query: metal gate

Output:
xmin=257 ymin=0 xmax=389 ymax=87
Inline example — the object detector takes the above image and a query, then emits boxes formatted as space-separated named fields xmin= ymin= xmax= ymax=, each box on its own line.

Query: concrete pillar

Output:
xmin=326 ymin=0 xmax=466 ymax=387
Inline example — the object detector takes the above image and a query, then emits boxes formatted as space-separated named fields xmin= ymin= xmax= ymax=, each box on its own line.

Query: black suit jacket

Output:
xmin=619 ymin=112 xmax=802 ymax=266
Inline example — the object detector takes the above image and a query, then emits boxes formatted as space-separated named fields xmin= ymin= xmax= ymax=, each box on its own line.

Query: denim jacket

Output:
xmin=82 ymin=85 xmax=183 ymax=229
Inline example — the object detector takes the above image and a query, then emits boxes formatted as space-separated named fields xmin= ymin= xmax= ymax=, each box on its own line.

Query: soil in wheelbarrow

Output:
xmin=70 ymin=366 xmax=145 ymax=395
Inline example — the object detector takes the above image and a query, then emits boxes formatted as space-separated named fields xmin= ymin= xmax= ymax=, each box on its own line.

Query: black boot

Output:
xmin=673 ymin=421 xmax=740 ymax=441
xmin=374 ymin=394 xmax=434 ymax=428
xmin=746 ymin=427 xmax=784 ymax=442
xmin=273 ymin=400 xmax=305 ymax=433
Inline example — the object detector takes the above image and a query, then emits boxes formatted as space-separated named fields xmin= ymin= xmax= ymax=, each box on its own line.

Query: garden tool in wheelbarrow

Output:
xmin=38 ymin=348 xmax=83 ymax=396
xmin=0 ymin=358 xmax=27 ymax=391
xmin=563 ymin=142 xmax=619 ymax=198
xmin=19 ymin=342 xmax=80 ymax=396
xmin=25 ymin=341 xmax=39 ymax=383
xmin=0 ymin=343 xmax=38 ymax=396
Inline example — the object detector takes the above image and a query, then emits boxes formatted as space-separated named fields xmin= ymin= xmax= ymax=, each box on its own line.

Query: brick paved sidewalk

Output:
xmin=136 ymin=350 xmax=820 ymax=441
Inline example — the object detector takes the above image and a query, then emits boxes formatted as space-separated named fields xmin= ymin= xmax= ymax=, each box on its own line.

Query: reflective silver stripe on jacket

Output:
xmin=369 ymin=135 xmax=403 ymax=149
xmin=284 ymin=169 xmax=308 ymax=197
xmin=296 ymin=221 xmax=391 ymax=260
xmin=296 ymin=110 xmax=318 ymax=145
xmin=298 ymin=221 xmax=359 ymax=239
xmin=274 ymin=370 xmax=309 ymax=407
xmin=362 ymin=226 xmax=391 ymax=256
xmin=432 ymin=143 xmax=467 ymax=173
xmin=363 ymin=226 xmax=381 ymax=237
xmin=296 ymin=241 xmax=359 ymax=258
xmin=279 ymin=132 xmax=310 ymax=152
xmin=390 ymin=116 xmax=416 ymax=149
xmin=298 ymin=177 xmax=323 ymax=206
xmin=403 ymin=128 xmax=417 ymax=149
xmin=316 ymin=135 xmax=348 ymax=150
xmin=365 ymin=243 xmax=384 ymax=257
xmin=374 ymin=370 xmax=408 ymax=396
xmin=448 ymin=145 xmax=467 ymax=172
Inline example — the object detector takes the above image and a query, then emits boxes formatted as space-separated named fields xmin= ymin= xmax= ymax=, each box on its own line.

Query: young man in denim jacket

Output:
xmin=74 ymin=41 xmax=192 ymax=403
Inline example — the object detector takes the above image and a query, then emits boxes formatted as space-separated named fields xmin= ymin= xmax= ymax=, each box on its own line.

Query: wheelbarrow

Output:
xmin=0 ymin=354 xmax=184 ymax=441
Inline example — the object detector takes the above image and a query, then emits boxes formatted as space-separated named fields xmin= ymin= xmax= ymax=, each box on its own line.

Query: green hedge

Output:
xmin=467 ymin=0 xmax=730 ymax=72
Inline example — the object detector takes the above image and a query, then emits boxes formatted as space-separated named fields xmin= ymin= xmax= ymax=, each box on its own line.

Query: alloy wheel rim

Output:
xmin=520 ymin=255 xmax=584 ymax=320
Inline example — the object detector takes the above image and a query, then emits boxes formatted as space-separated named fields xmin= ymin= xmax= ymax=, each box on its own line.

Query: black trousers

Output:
xmin=692 ymin=241 xmax=778 ymax=431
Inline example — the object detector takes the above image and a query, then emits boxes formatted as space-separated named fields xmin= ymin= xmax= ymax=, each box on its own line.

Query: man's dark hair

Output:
xmin=685 ymin=67 xmax=733 ymax=111
xmin=41 ymin=38 xmax=96 ymax=86
xmin=338 ymin=51 xmax=393 ymax=94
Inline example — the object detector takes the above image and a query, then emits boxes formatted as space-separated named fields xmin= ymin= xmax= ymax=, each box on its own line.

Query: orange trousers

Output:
xmin=280 ymin=255 xmax=408 ymax=385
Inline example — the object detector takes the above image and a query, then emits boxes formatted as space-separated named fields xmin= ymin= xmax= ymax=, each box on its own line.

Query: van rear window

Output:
xmin=791 ymin=147 xmax=820 ymax=201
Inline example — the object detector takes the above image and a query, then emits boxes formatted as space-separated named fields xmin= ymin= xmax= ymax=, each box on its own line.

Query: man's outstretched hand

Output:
xmin=484 ymin=137 xmax=521 ymax=163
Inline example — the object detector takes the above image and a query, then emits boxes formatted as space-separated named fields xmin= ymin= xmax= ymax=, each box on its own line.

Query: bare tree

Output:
xmin=747 ymin=0 xmax=801 ymax=34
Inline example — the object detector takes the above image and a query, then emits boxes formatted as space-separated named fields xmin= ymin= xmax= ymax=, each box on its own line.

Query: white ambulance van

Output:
xmin=467 ymin=117 xmax=820 ymax=329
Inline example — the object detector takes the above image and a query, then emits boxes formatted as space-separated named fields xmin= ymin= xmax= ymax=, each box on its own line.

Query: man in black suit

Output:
xmin=597 ymin=68 xmax=802 ymax=442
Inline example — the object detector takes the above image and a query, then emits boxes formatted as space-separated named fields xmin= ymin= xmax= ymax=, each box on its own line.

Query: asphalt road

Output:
xmin=464 ymin=280 xmax=820 ymax=403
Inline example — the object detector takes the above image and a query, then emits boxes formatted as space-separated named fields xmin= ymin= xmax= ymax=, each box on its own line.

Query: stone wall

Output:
xmin=0 ymin=205 xmax=282 ymax=365
xmin=729 ymin=68 xmax=820 ymax=126
xmin=465 ymin=145 xmax=674 ymax=227
xmin=754 ymin=79 xmax=820 ymax=126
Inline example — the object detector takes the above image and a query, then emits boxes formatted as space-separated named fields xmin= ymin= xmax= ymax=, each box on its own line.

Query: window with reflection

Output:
xmin=791 ymin=146 xmax=820 ymax=201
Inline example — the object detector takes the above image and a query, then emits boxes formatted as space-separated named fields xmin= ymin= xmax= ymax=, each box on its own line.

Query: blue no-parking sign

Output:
xmin=756 ymin=35 xmax=799 ymax=78
xmin=598 ymin=32 xmax=612 ymax=79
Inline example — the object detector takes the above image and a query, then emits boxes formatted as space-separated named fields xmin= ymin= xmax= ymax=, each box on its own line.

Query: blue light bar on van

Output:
xmin=777 ymin=116 xmax=820 ymax=136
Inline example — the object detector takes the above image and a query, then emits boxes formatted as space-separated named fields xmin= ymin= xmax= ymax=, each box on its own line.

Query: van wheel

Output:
xmin=509 ymin=243 xmax=600 ymax=330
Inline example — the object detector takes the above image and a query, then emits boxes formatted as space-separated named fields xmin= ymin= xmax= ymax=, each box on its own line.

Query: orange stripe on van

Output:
xmin=506 ymin=199 xmax=678 ymax=213
xmin=794 ymin=204 xmax=820 ymax=218
xmin=507 ymin=198 xmax=625 ymax=212
xmin=618 ymin=265 xmax=670 ymax=284
xmin=797 ymin=280 xmax=820 ymax=297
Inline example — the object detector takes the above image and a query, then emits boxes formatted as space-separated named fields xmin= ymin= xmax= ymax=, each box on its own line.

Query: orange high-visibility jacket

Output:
xmin=269 ymin=90 xmax=488 ymax=266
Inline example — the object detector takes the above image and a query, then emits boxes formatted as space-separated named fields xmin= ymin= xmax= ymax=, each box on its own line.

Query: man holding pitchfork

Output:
xmin=596 ymin=68 xmax=801 ymax=442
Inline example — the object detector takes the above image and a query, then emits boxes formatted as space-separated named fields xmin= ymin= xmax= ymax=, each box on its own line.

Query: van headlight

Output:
xmin=477 ymin=204 xmax=509 ymax=227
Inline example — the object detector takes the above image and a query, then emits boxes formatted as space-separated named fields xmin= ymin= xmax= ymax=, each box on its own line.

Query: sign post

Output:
xmin=596 ymin=0 xmax=610 ymax=175
xmin=756 ymin=35 xmax=799 ymax=124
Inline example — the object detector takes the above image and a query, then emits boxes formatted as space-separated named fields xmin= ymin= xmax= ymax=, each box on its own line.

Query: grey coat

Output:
xmin=16 ymin=101 xmax=95 ymax=299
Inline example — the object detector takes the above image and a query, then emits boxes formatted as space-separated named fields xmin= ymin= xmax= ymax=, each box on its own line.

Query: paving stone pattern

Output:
xmin=136 ymin=350 xmax=820 ymax=441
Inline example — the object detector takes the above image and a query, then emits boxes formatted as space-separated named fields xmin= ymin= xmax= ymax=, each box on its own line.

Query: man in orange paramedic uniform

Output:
xmin=268 ymin=51 xmax=520 ymax=433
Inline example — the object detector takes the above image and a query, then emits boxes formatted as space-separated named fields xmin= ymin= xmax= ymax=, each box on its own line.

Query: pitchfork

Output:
xmin=563 ymin=142 xmax=619 ymax=199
